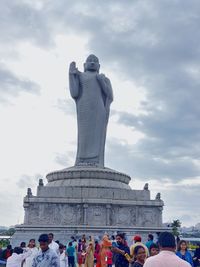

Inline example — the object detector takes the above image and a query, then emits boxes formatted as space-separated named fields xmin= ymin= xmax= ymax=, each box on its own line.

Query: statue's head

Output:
xmin=84 ymin=54 xmax=100 ymax=72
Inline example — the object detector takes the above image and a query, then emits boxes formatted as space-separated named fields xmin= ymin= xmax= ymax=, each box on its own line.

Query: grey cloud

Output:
xmin=0 ymin=0 xmax=53 ymax=47
xmin=161 ymin=183 xmax=200 ymax=224
xmin=0 ymin=192 xmax=23 ymax=226
xmin=56 ymin=98 xmax=76 ymax=116
xmin=117 ymin=110 xmax=200 ymax=158
xmin=16 ymin=173 xmax=43 ymax=189
xmin=54 ymin=152 xmax=75 ymax=167
xmin=0 ymin=65 xmax=40 ymax=102
xmin=0 ymin=0 xmax=98 ymax=49
xmin=2 ymin=1 xmax=200 ymax=64
xmin=106 ymin=139 xmax=200 ymax=181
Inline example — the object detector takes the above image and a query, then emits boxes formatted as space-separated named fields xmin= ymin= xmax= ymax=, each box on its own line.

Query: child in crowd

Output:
xmin=106 ymin=247 xmax=113 ymax=267
xmin=59 ymin=244 xmax=68 ymax=267
xmin=149 ymin=243 xmax=159 ymax=257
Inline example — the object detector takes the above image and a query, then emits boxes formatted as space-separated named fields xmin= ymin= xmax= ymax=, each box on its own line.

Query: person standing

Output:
xmin=111 ymin=235 xmax=117 ymax=265
xmin=149 ymin=243 xmax=159 ymax=257
xmin=32 ymin=234 xmax=60 ymax=267
xmin=2 ymin=245 xmax=13 ymax=262
xmin=130 ymin=235 xmax=148 ymax=261
xmin=6 ymin=247 xmax=31 ymax=267
xmin=94 ymin=240 xmax=100 ymax=266
xmin=193 ymin=243 xmax=200 ymax=267
xmin=23 ymin=239 xmax=38 ymax=267
xmin=48 ymin=233 xmax=60 ymax=255
xmin=143 ymin=232 xmax=191 ymax=267
xmin=131 ymin=246 xmax=146 ymax=267
xmin=176 ymin=240 xmax=194 ymax=267
xmin=77 ymin=239 xmax=86 ymax=267
xmin=67 ymin=242 xmax=75 ymax=267
xmin=59 ymin=244 xmax=68 ymax=267
xmin=105 ymin=247 xmax=113 ymax=267
xmin=20 ymin=242 xmax=26 ymax=249
xmin=0 ymin=245 xmax=6 ymax=265
xmin=97 ymin=235 xmax=112 ymax=267
xmin=145 ymin=235 xmax=154 ymax=251
xmin=72 ymin=237 xmax=78 ymax=267
xmin=67 ymin=236 xmax=78 ymax=267
xmin=84 ymin=242 xmax=94 ymax=267
xmin=111 ymin=233 xmax=130 ymax=267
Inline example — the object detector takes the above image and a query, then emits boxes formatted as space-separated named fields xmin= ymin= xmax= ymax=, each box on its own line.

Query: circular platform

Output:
xmin=46 ymin=166 xmax=131 ymax=189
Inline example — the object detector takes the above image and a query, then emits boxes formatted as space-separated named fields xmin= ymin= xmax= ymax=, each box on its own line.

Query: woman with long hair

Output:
xmin=84 ymin=241 xmax=94 ymax=267
xmin=176 ymin=240 xmax=194 ymax=267
xmin=96 ymin=235 xmax=112 ymax=267
xmin=23 ymin=239 xmax=38 ymax=267
xmin=131 ymin=245 xmax=146 ymax=267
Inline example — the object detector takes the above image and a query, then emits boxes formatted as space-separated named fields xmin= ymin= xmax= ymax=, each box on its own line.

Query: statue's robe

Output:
xmin=75 ymin=71 xmax=108 ymax=167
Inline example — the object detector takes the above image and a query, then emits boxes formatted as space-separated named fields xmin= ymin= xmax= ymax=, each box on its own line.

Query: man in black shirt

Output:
xmin=111 ymin=233 xmax=130 ymax=267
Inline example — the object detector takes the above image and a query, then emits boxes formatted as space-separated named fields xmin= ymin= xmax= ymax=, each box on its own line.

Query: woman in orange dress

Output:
xmin=96 ymin=235 xmax=112 ymax=267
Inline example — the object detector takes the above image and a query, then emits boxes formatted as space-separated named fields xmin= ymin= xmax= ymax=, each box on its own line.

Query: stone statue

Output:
xmin=27 ymin=188 xmax=32 ymax=197
xmin=143 ymin=183 xmax=149 ymax=190
xmin=156 ymin=193 xmax=161 ymax=200
xmin=69 ymin=55 xmax=113 ymax=167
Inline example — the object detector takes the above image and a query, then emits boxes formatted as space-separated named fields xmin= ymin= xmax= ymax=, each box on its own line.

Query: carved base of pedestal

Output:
xmin=12 ymin=188 xmax=165 ymax=246
xmin=11 ymin=167 xmax=166 ymax=246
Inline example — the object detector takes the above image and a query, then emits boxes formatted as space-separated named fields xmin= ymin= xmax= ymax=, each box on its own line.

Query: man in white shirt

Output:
xmin=59 ymin=244 xmax=68 ymax=267
xmin=6 ymin=247 xmax=31 ymax=267
xmin=143 ymin=232 xmax=191 ymax=267
xmin=32 ymin=234 xmax=60 ymax=267
xmin=48 ymin=233 xmax=59 ymax=254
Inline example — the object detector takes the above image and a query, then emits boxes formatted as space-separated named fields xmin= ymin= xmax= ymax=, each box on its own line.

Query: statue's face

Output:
xmin=84 ymin=55 xmax=100 ymax=72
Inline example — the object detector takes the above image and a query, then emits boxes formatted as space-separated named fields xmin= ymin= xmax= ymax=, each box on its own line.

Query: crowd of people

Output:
xmin=0 ymin=232 xmax=200 ymax=267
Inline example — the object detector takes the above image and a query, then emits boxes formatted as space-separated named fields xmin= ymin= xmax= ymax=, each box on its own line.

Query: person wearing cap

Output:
xmin=130 ymin=235 xmax=148 ymax=261
xmin=32 ymin=234 xmax=60 ymax=267
xmin=143 ymin=232 xmax=191 ymax=267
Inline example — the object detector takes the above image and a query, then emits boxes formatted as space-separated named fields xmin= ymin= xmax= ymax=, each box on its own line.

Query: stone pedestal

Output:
xmin=12 ymin=166 xmax=167 ymax=246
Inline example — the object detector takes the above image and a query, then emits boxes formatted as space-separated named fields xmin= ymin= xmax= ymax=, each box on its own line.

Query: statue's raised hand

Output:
xmin=69 ymin=61 xmax=79 ymax=75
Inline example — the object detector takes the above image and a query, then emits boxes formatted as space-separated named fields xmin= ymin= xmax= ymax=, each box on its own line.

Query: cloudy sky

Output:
xmin=0 ymin=0 xmax=200 ymax=227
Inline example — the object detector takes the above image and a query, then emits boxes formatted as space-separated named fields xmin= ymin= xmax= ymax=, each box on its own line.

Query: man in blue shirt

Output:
xmin=66 ymin=242 xmax=75 ymax=267
xmin=32 ymin=234 xmax=60 ymax=267
xmin=145 ymin=234 xmax=154 ymax=250
xmin=111 ymin=233 xmax=130 ymax=267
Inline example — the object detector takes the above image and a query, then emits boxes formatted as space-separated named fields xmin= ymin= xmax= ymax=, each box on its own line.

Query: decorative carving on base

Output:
xmin=24 ymin=201 xmax=162 ymax=227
